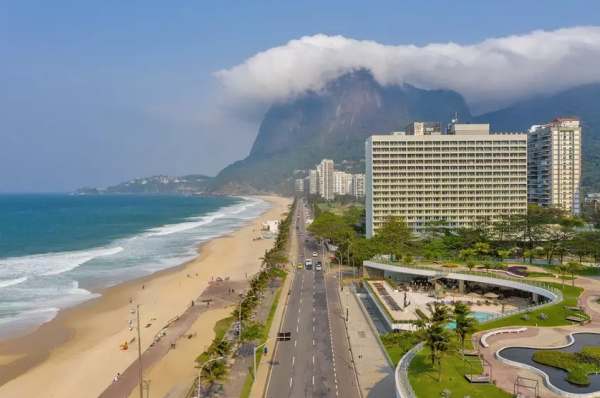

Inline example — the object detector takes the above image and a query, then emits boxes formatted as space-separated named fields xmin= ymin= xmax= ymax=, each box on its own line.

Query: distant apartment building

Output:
xmin=333 ymin=171 xmax=353 ymax=196
xmin=528 ymin=118 xmax=582 ymax=215
xmin=294 ymin=178 xmax=304 ymax=193
xmin=405 ymin=121 xmax=442 ymax=136
xmin=352 ymin=173 xmax=365 ymax=197
xmin=366 ymin=122 xmax=528 ymax=237
xmin=585 ymin=193 xmax=600 ymax=211
xmin=317 ymin=159 xmax=335 ymax=201
xmin=308 ymin=169 xmax=319 ymax=195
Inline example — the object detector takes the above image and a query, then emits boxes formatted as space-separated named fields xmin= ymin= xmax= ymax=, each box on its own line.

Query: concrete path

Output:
xmin=341 ymin=286 xmax=394 ymax=398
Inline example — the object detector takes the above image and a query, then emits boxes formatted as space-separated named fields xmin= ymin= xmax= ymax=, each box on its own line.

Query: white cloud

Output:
xmin=215 ymin=26 xmax=600 ymax=111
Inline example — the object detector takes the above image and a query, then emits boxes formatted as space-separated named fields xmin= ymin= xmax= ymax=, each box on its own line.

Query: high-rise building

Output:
xmin=294 ymin=178 xmax=304 ymax=193
xmin=352 ymin=174 xmax=365 ymax=198
xmin=333 ymin=171 xmax=353 ymax=195
xmin=308 ymin=169 xmax=319 ymax=195
xmin=317 ymin=159 xmax=335 ymax=201
xmin=528 ymin=118 xmax=582 ymax=215
xmin=366 ymin=122 xmax=528 ymax=237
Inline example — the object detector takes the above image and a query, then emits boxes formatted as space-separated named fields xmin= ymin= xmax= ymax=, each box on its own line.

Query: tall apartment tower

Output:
xmin=365 ymin=122 xmax=528 ymax=237
xmin=308 ymin=169 xmax=319 ymax=195
xmin=318 ymin=159 xmax=335 ymax=201
xmin=528 ymin=118 xmax=582 ymax=215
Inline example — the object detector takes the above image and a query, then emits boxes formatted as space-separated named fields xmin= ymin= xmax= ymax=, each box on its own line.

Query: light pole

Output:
xmin=253 ymin=337 xmax=275 ymax=379
xmin=130 ymin=304 xmax=144 ymax=398
xmin=197 ymin=356 xmax=224 ymax=398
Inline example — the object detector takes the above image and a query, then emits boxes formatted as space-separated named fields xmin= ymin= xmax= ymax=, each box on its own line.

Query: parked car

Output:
xmin=315 ymin=264 xmax=322 ymax=271
xmin=312 ymin=251 xmax=318 ymax=257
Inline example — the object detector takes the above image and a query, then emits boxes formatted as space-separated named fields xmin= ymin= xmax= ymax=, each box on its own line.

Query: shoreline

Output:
xmin=0 ymin=195 xmax=291 ymax=397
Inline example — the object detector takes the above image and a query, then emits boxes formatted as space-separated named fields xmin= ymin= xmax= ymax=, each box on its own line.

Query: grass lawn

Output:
xmin=478 ymin=282 xmax=584 ymax=330
xmin=408 ymin=346 xmax=511 ymax=398
xmin=381 ymin=331 xmax=420 ymax=365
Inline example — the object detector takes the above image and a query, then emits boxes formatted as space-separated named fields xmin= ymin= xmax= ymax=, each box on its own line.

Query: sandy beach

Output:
xmin=0 ymin=195 xmax=291 ymax=398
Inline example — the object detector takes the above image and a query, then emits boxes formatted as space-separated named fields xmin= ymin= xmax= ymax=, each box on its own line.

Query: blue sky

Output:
xmin=1 ymin=1 xmax=599 ymax=192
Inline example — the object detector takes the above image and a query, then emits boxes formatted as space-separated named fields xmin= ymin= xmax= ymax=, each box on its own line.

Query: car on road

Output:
xmin=315 ymin=263 xmax=322 ymax=271
xmin=312 ymin=251 xmax=318 ymax=257
xmin=304 ymin=259 xmax=312 ymax=270
xmin=297 ymin=263 xmax=303 ymax=269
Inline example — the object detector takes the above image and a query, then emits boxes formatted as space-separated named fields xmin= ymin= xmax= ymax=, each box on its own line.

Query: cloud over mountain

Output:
xmin=216 ymin=26 xmax=600 ymax=111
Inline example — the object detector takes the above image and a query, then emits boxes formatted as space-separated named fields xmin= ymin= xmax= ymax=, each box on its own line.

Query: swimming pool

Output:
xmin=446 ymin=311 xmax=495 ymax=329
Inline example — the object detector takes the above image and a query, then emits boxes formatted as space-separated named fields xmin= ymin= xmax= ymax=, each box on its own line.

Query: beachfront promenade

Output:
xmin=98 ymin=279 xmax=243 ymax=398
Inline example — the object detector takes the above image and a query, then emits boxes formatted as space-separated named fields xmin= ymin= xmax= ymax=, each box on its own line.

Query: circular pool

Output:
xmin=497 ymin=332 xmax=600 ymax=395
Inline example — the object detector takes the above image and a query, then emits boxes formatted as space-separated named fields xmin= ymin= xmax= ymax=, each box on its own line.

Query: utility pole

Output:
xmin=136 ymin=304 xmax=143 ymax=398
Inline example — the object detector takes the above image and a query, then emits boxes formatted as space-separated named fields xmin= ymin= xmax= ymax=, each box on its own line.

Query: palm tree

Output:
xmin=453 ymin=302 xmax=478 ymax=356
xmin=414 ymin=302 xmax=452 ymax=381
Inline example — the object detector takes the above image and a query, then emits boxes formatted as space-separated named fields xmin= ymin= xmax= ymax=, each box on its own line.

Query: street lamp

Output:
xmin=197 ymin=356 xmax=224 ymax=398
xmin=253 ymin=338 xmax=274 ymax=379
xmin=129 ymin=304 xmax=144 ymax=398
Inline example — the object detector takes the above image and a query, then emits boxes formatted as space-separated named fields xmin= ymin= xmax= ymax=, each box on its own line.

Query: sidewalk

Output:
xmin=341 ymin=286 xmax=395 ymax=398
xmin=249 ymin=209 xmax=298 ymax=398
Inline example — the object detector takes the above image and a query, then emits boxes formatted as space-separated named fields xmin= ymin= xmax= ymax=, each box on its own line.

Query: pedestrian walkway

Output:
xmin=342 ymin=286 xmax=395 ymax=398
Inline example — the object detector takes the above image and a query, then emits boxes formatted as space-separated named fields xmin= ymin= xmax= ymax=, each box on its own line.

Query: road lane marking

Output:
xmin=292 ymin=356 xmax=295 ymax=366
xmin=296 ymin=324 xmax=299 ymax=332
xmin=294 ymin=340 xmax=297 ymax=347
xmin=312 ymin=355 xmax=315 ymax=364
xmin=289 ymin=377 xmax=293 ymax=388
xmin=312 ymin=375 xmax=315 ymax=385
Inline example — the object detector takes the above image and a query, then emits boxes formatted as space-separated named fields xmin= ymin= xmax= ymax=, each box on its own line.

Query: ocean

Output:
xmin=0 ymin=194 xmax=269 ymax=337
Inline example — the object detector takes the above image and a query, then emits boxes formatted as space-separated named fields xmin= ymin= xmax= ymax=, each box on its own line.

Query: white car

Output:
xmin=315 ymin=264 xmax=322 ymax=271
xmin=305 ymin=259 xmax=312 ymax=266
xmin=312 ymin=251 xmax=318 ymax=257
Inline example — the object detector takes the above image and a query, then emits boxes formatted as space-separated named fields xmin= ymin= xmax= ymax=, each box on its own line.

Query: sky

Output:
xmin=1 ymin=1 xmax=600 ymax=192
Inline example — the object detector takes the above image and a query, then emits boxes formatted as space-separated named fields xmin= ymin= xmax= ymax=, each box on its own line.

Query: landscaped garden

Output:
xmin=532 ymin=346 xmax=600 ymax=385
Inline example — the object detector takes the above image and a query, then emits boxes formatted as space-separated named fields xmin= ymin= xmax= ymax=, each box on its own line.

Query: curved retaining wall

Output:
xmin=495 ymin=332 xmax=600 ymax=398
xmin=395 ymin=342 xmax=423 ymax=398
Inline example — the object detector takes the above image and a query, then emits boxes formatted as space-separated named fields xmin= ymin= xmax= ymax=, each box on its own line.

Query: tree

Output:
xmin=373 ymin=216 xmax=415 ymax=260
xmin=453 ymin=302 xmax=478 ymax=356
xmin=308 ymin=211 xmax=354 ymax=245
xmin=566 ymin=261 xmax=582 ymax=287
xmin=415 ymin=302 xmax=452 ymax=381
xmin=557 ymin=264 xmax=569 ymax=288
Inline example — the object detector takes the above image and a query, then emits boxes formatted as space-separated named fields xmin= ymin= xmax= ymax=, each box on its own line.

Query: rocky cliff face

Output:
xmin=210 ymin=70 xmax=471 ymax=193
xmin=211 ymin=71 xmax=600 ymax=194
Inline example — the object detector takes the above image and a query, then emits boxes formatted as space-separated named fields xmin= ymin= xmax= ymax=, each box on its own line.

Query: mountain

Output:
xmin=77 ymin=174 xmax=213 ymax=195
xmin=476 ymin=83 xmax=600 ymax=191
xmin=210 ymin=70 xmax=472 ymax=193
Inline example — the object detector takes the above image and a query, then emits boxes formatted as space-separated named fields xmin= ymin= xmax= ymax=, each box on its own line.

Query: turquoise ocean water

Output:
xmin=0 ymin=194 xmax=269 ymax=337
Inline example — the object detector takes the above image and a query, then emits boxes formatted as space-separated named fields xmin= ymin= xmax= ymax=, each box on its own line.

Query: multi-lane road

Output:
xmin=266 ymin=199 xmax=360 ymax=398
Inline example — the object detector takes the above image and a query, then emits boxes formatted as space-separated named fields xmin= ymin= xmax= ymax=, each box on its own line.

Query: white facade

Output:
xmin=294 ymin=178 xmax=304 ymax=193
xmin=366 ymin=124 xmax=528 ymax=236
xmin=333 ymin=171 xmax=353 ymax=195
xmin=318 ymin=159 xmax=335 ymax=201
xmin=308 ymin=169 xmax=319 ymax=195
xmin=528 ymin=118 xmax=582 ymax=215
xmin=352 ymin=173 xmax=365 ymax=197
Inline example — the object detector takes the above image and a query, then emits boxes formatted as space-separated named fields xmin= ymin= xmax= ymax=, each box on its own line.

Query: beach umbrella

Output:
xmin=483 ymin=292 xmax=499 ymax=299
